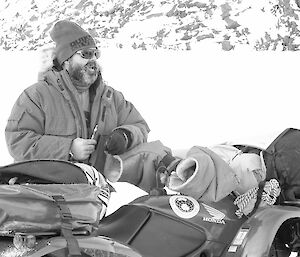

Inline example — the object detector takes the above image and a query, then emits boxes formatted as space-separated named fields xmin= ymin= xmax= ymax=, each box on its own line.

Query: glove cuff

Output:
xmin=118 ymin=129 xmax=132 ymax=149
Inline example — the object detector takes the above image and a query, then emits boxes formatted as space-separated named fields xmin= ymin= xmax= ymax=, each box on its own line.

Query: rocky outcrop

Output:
xmin=1 ymin=0 xmax=300 ymax=51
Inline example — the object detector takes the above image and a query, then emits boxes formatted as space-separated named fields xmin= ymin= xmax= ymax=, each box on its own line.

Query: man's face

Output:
xmin=67 ymin=48 xmax=100 ymax=87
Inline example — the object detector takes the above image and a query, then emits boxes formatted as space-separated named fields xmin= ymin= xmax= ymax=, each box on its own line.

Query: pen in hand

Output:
xmin=91 ymin=124 xmax=98 ymax=140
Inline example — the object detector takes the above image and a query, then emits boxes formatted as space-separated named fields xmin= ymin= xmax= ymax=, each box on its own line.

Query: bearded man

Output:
xmin=5 ymin=20 xmax=150 ymax=174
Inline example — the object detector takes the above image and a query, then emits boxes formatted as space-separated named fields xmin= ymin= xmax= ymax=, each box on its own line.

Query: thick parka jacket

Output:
xmin=5 ymin=67 xmax=150 ymax=173
xmin=103 ymin=142 xmax=265 ymax=199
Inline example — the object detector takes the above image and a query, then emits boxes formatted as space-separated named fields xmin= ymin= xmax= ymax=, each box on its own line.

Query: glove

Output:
xmin=156 ymin=152 xmax=181 ymax=186
xmin=105 ymin=129 xmax=131 ymax=155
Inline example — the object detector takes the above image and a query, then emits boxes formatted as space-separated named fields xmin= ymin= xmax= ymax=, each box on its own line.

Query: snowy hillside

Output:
xmin=1 ymin=0 xmax=300 ymax=51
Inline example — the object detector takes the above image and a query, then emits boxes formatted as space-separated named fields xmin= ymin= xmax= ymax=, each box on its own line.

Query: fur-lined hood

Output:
xmin=38 ymin=46 xmax=56 ymax=74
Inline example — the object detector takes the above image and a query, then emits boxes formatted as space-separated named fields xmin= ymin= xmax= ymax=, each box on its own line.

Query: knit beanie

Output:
xmin=50 ymin=20 xmax=96 ymax=65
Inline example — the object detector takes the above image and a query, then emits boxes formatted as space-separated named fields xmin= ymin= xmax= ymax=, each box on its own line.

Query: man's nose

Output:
xmin=90 ymin=54 xmax=97 ymax=60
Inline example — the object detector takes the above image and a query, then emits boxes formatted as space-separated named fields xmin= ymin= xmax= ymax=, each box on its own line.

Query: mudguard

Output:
xmin=223 ymin=204 xmax=300 ymax=256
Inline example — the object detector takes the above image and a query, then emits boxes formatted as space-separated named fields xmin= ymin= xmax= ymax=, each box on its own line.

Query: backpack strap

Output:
xmin=52 ymin=195 xmax=82 ymax=257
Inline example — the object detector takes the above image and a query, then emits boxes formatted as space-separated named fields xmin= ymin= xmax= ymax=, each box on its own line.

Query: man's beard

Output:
xmin=69 ymin=60 xmax=100 ymax=87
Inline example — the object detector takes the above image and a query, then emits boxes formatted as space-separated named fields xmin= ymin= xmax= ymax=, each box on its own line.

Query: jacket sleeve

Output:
xmin=103 ymin=141 xmax=171 ymax=193
xmin=168 ymin=146 xmax=240 ymax=202
xmin=113 ymin=90 xmax=150 ymax=148
xmin=5 ymin=87 xmax=73 ymax=162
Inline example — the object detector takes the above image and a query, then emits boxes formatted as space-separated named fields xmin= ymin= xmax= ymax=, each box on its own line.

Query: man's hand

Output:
xmin=105 ymin=129 xmax=130 ymax=155
xmin=70 ymin=138 xmax=97 ymax=160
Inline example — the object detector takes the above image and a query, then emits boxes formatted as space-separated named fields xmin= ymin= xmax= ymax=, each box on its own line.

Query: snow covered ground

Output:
xmin=1 ymin=49 xmax=299 ymax=214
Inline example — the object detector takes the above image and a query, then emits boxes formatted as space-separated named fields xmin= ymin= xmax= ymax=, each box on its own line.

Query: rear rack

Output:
xmin=281 ymin=200 xmax=300 ymax=208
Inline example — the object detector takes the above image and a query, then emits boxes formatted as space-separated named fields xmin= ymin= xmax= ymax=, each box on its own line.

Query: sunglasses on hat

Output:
xmin=76 ymin=48 xmax=100 ymax=59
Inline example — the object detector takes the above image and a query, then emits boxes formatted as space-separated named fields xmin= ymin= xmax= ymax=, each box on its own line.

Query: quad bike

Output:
xmin=0 ymin=182 xmax=299 ymax=256
xmin=0 ymin=157 xmax=299 ymax=257
xmin=0 ymin=193 xmax=299 ymax=257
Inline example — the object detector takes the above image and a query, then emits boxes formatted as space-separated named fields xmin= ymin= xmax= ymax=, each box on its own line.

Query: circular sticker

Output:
xmin=169 ymin=195 xmax=200 ymax=219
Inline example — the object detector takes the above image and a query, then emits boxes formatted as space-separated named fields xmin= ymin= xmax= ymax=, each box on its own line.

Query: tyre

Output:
xmin=269 ymin=237 xmax=292 ymax=257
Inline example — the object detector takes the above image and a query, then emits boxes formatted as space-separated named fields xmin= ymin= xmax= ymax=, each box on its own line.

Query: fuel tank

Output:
xmin=97 ymin=194 xmax=247 ymax=257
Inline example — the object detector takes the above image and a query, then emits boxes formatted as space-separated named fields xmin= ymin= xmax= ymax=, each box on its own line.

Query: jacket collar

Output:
xmin=42 ymin=67 xmax=105 ymax=96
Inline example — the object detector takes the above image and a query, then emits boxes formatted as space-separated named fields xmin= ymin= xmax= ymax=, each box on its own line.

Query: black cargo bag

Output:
xmin=263 ymin=128 xmax=300 ymax=203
